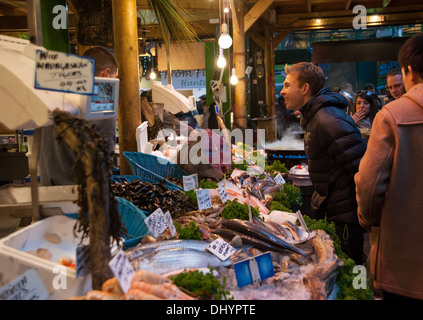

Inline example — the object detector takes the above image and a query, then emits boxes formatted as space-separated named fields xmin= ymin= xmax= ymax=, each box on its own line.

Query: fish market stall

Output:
xmin=68 ymin=141 xmax=362 ymax=301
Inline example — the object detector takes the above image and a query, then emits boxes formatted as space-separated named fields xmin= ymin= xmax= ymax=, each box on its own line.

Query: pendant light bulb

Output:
xmin=150 ymin=70 xmax=156 ymax=80
xmin=218 ymin=23 xmax=232 ymax=49
xmin=230 ymin=67 xmax=238 ymax=85
xmin=217 ymin=48 xmax=226 ymax=69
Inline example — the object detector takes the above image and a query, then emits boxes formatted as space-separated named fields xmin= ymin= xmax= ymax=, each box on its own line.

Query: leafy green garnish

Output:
xmin=170 ymin=269 xmax=232 ymax=300
xmin=265 ymin=160 xmax=289 ymax=176
xmin=221 ymin=199 xmax=260 ymax=220
xmin=272 ymin=183 xmax=302 ymax=210
xmin=174 ymin=221 xmax=202 ymax=240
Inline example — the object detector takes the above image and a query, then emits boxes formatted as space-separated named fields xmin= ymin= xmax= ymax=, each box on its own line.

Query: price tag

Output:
xmin=76 ymin=245 xmax=91 ymax=278
xmin=108 ymin=250 xmax=134 ymax=294
xmin=217 ymin=185 xmax=229 ymax=203
xmin=34 ymin=50 xmax=95 ymax=94
xmin=0 ymin=269 xmax=49 ymax=300
xmin=245 ymin=66 xmax=253 ymax=75
xmin=207 ymin=238 xmax=237 ymax=261
xmin=183 ymin=173 xmax=198 ymax=191
xmin=274 ymin=173 xmax=286 ymax=185
xmin=164 ymin=211 xmax=176 ymax=237
xmin=144 ymin=208 xmax=168 ymax=238
xmin=196 ymin=189 xmax=212 ymax=210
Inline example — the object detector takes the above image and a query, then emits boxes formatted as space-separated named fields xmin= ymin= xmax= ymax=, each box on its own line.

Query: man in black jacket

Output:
xmin=281 ymin=62 xmax=367 ymax=264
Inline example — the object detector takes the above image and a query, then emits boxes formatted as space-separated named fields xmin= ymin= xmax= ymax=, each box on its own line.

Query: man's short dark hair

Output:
xmin=83 ymin=47 xmax=119 ymax=76
xmin=387 ymin=67 xmax=402 ymax=78
xmin=398 ymin=33 xmax=423 ymax=79
xmin=285 ymin=62 xmax=325 ymax=96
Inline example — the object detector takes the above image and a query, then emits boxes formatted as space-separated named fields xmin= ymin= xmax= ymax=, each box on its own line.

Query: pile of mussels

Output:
xmin=111 ymin=179 xmax=197 ymax=218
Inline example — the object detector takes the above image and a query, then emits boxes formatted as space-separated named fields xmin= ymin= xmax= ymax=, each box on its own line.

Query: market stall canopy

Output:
xmin=0 ymin=35 xmax=80 ymax=130
xmin=151 ymin=81 xmax=196 ymax=114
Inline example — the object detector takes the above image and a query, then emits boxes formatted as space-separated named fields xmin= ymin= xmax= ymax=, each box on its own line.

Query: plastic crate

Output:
xmin=111 ymin=175 xmax=181 ymax=191
xmin=123 ymin=151 xmax=187 ymax=190
xmin=116 ymin=196 xmax=150 ymax=248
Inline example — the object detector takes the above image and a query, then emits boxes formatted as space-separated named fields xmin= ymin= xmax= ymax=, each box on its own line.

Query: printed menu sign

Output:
xmin=35 ymin=49 xmax=95 ymax=94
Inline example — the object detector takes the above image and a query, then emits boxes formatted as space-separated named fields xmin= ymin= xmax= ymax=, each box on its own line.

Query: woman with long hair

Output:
xmin=351 ymin=90 xmax=379 ymax=129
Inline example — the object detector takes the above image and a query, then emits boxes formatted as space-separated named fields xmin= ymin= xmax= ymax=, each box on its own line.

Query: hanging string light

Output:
xmin=217 ymin=47 xmax=226 ymax=69
xmin=230 ymin=67 xmax=238 ymax=85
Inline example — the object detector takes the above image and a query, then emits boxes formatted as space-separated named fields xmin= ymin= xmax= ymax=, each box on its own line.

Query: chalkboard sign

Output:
xmin=34 ymin=50 xmax=95 ymax=95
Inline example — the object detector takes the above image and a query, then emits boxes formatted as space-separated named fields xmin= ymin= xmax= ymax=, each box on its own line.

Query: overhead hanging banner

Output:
xmin=157 ymin=42 xmax=205 ymax=71
xmin=34 ymin=50 xmax=95 ymax=95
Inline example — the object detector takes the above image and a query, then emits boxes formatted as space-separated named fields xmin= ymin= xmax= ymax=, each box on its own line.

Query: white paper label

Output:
xmin=207 ymin=238 xmax=237 ymax=261
xmin=164 ymin=211 xmax=176 ymax=237
xmin=245 ymin=66 xmax=253 ymax=75
xmin=0 ymin=269 xmax=49 ymax=300
xmin=196 ymin=189 xmax=212 ymax=210
xmin=144 ymin=208 xmax=168 ymax=238
xmin=217 ymin=185 xmax=229 ymax=203
xmin=76 ymin=245 xmax=91 ymax=278
xmin=35 ymin=50 xmax=95 ymax=94
xmin=108 ymin=250 xmax=134 ymax=294
xmin=274 ymin=173 xmax=286 ymax=185
xmin=183 ymin=173 xmax=198 ymax=191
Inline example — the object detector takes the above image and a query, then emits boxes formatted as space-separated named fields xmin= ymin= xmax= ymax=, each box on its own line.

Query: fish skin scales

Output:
xmin=125 ymin=240 xmax=212 ymax=261
xmin=131 ymin=248 xmax=234 ymax=275
xmin=222 ymin=219 xmax=311 ymax=261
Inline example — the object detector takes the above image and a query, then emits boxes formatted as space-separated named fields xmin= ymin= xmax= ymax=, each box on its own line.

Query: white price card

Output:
xmin=207 ymin=238 xmax=237 ymax=261
xmin=144 ymin=208 xmax=168 ymax=238
xmin=0 ymin=269 xmax=49 ymax=300
xmin=183 ymin=173 xmax=198 ymax=191
xmin=76 ymin=245 xmax=91 ymax=278
xmin=196 ymin=189 xmax=212 ymax=210
xmin=35 ymin=50 xmax=95 ymax=94
xmin=274 ymin=173 xmax=286 ymax=185
xmin=217 ymin=185 xmax=229 ymax=203
xmin=164 ymin=211 xmax=176 ymax=237
xmin=108 ymin=250 xmax=134 ymax=294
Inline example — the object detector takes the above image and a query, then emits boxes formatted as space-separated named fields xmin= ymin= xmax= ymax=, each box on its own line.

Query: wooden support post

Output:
xmin=264 ymin=24 xmax=277 ymax=142
xmin=233 ymin=0 xmax=247 ymax=129
xmin=112 ymin=0 xmax=141 ymax=174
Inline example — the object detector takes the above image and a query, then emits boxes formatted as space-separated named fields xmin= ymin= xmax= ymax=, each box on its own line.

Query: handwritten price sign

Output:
xmin=207 ymin=238 xmax=237 ymax=261
xmin=196 ymin=189 xmax=212 ymax=210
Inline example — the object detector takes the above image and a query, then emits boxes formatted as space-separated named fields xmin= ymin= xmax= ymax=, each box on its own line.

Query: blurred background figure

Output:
xmin=386 ymin=67 xmax=406 ymax=101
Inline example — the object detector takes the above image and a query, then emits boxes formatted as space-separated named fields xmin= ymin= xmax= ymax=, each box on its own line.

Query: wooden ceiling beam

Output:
xmin=244 ymin=0 xmax=274 ymax=32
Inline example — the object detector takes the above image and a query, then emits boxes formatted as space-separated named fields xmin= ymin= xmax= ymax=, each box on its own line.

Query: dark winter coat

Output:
xmin=300 ymin=87 xmax=367 ymax=224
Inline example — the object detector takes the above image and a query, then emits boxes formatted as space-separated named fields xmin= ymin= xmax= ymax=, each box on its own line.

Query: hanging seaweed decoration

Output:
xmin=70 ymin=0 xmax=113 ymax=47
xmin=52 ymin=109 xmax=125 ymax=289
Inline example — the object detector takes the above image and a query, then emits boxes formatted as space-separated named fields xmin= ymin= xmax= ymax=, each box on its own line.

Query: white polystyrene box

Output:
xmin=136 ymin=121 xmax=149 ymax=153
xmin=0 ymin=215 xmax=91 ymax=299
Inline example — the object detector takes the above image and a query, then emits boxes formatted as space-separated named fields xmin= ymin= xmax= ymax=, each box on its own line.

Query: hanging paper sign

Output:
xmin=34 ymin=49 xmax=95 ymax=95
xmin=0 ymin=269 xmax=49 ymax=300
xmin=183 ymin=173 xmax=198 ymax=191
xmin=108 ymin=250 xmax=134 ymax=294
xmin=144 ymin=208 xmax=168 ymax=238
xmin=274 ymin=173 xmax=286 ymax=185
xmin=217 ymin=185 xmax=229 ymax=203
xmin=196 ymin=189 xmax=212 ymax=210
xmin=164 ymin=211 xmax=176 ymax=237
xmin=207 ymin=238 xmax=237 ymax=261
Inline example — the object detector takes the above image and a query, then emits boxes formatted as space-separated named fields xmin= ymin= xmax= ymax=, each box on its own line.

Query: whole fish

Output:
xmin=222 ymin=219 xmax=312 ymax=261
xmin=130 ymin=247 xmax=238 ymax=275
xmin=125 ymin=240 xmax=212 ymax=261
xmin=214 ymin=228 xmax=290 ymax=254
